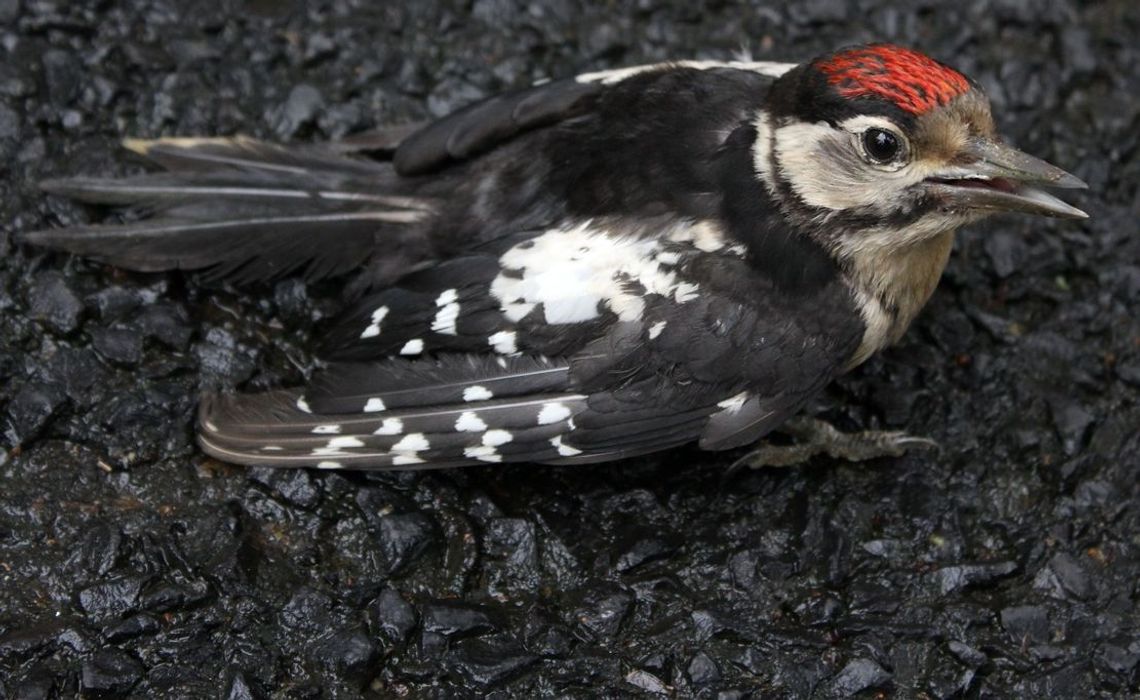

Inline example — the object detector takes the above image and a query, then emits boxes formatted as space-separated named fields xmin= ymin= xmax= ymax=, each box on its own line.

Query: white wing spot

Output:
xmin=261 ymin=445 xmax=283 ymax=451
xmin=463 ymin=385 xmax=493 ymax=401
xmin=391 ymin=433 xmax=430 ymax=452
xmin=363 ymin=397 xmax=386 ymax=413
xmin=669 ymin=220 xmax=728 ymax=252
xmin=374 ymin=418 xmax=404 ymax=435
xmin=455 ymin=411 xmax=488 ymax=432
xmin=316 ymin=461 xmax=343 ymax=469
xmin=717 ymin=391 xmax=749 ymax=412
xmin=648 ymin=320 xmax=667 ymax=339
xmin=674 ymin=282 xmax=700 ymax=303
xmin=464 ymin=445 xmax=502 ymax=462
xmin=392 ymin=453 xmax=425 ymax=466
xmin=328 ymin=436 xmax=364 ymax=448
xmin=431 ymin=302 xmax=460 ymax=335
xmin=537 ymin=402 xmax=572 ymax=425
xmin=482 ymin=429 xmax=513 ymax=447
xmin=296 ymin=397 xmax=312 ymax=413
xmin=312 ymin=424 xmax=341 ymax=435
xmin=400 ymin=339 xmax=424 ymax=355
xmin=360 ymin=305 xmax=390 ymax=339
xmin=550 ymin=435 xmax=582 ymax=457
xmin=488 ymin=330 xmax=518 ymax=354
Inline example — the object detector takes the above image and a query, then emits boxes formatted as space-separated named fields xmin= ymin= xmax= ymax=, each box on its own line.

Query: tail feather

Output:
xmin=23 ymin=212 xmax=417 ymax=283
xmin=122 ymin=136 xmax=390 ymax=176
xmin=39 ymin=173 xmax=433 ymax=212
xmin=197 ymin=387 xmax=587 ymax=469
xmin=23 ymin=135 xmax=435 ymax=284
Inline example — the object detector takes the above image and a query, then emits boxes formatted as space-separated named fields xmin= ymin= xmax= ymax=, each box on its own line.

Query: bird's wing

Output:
xmin=391 ymin=59 xmax=797 ymax=176
xmin=198 ymin=217 xmax=862 ymax=469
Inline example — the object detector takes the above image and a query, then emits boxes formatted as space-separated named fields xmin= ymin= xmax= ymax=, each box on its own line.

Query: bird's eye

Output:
xmin=861 ymin=128 xmax=903 ymax=164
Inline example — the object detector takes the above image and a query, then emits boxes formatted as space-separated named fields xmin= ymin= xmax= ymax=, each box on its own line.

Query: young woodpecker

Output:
xmin=24 ymin=44 xmax=1087 ymax=470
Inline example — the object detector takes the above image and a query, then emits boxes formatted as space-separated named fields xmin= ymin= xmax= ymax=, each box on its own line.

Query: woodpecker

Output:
xmin=24 ymin=44 xmax=1087 ymax=470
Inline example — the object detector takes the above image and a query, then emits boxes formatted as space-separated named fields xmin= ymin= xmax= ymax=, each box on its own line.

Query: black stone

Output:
xmin=77 ymin=577 xmax=145 ymax=620
xmin=28 ymin=272 xmax=83 ymax=333
xmin=932 ymin=561 xmax=1018 ymax=595
xmin=830 ymin=657 xmax=891 ymax=696
xmin=310 ymin=626 xmax=378 ymax=684
xmin=422 ymin=602 xmax=498 ymax=638
xmin=687 ymin=651 xmax=721 ymax=685
xmin=91 ymin=327 xmax=144 ymax=366
xmin=271 ymin=84 xmax=325 ymax=139
xmin=1033 ymin=552 xmax=1093 ymax=602
xmin=104 ymin=614 xmax=160 ymax=643
xmin=446 ymin=637 xmax=539 ymax=687
xmin=6 ymin=382 xmax=65 ymax=443
xmin=375 ymin=511 xmax=436 ymax=575
xmin=572 ymin=588 xmax=633 ymax=641
xmin=1000 ymin=606 xmax=1050 ymax=645
xmin=80 ymin=648 xmax=143 ymax=696
xmin=370 ymin=588 xmax=417 ymax=645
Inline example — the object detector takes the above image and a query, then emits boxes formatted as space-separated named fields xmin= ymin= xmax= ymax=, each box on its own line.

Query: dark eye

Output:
xmin=862 ymin=128 xmax=902 ymax=164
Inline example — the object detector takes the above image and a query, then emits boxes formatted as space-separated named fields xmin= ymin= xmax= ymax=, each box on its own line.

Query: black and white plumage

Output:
xmin=23 ymin=45 xmax=1087 ymax=470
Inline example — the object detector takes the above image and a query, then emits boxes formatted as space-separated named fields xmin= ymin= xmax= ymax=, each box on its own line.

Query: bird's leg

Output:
xmin=734 ymin=416 xmax=939 ymax=469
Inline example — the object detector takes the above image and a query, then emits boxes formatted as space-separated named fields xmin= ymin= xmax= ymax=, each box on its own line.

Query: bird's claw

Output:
xmin=733 ymin=417 xmax=940 ymax=470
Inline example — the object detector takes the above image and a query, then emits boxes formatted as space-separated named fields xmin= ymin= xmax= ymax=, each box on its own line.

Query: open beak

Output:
xmin=924 ymin=137 xmax=1088 ymax=219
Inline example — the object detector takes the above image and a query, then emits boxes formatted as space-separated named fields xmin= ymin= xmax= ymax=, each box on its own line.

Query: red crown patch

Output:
xmin=817 ymin=45 xmax=970 ymax=115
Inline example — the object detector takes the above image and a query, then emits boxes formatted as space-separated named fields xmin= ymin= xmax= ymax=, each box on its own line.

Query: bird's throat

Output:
xmin=845 ymin=229 xmax=956 ymax=366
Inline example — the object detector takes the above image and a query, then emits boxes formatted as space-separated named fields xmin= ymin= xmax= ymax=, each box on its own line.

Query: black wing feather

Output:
xmin=393 ymin=78 xmax=600 ymax=176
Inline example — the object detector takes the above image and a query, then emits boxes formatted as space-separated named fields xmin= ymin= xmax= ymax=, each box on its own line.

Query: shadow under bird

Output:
xmin=23 ymin=44 xmax=1088 ymax=470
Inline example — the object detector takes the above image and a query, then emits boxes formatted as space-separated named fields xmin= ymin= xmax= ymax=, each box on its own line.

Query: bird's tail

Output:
xmin=21 ymin=133 xmax=436 ymax=284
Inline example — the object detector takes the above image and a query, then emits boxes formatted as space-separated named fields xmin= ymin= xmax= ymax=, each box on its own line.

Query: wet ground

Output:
xmin=1 ymin=0 xmax=1138 ymax=697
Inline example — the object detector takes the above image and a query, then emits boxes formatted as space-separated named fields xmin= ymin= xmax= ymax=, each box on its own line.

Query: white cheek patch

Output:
xmin=489 ymin=221 xmax=737 ymax=326
xmin=772 ymin=121 xmax=926 ymax=211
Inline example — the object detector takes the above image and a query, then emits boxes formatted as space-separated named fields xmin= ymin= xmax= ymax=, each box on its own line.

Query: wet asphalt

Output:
xmin=0 ymin=0 xmax=1138 ymax=697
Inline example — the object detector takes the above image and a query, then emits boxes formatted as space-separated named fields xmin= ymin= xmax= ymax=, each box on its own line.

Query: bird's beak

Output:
xmin=924 ymin=137 xmax=1088 ymax=219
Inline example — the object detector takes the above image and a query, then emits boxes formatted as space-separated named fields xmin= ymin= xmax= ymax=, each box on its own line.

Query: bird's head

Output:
xmin=757 ymin=44 xmax=1086 ymax=255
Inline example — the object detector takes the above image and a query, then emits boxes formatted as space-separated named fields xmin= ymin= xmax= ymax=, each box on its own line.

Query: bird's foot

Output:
xmin=733 ymin=416 xmax=939 ymax=469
